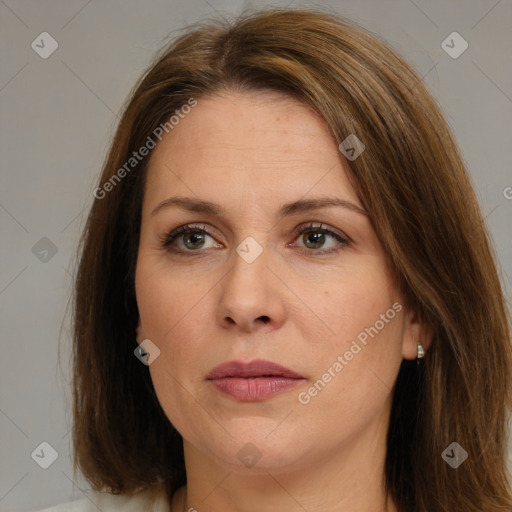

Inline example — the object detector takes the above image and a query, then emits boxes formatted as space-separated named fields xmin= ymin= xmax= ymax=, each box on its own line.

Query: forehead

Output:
xmin=143 ymin=90 xmax=359 ymax=209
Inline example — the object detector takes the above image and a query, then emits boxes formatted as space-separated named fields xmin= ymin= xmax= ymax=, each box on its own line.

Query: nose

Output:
xmin=216 ymin=243 xmax=286 ymax=333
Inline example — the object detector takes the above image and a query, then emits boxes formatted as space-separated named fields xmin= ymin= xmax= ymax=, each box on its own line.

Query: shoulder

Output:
xmin=33 ymin=487 xmax=170 ymax=512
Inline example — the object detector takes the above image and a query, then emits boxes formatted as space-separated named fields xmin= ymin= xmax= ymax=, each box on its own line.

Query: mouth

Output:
xmin=206 ymin=359 xmax=305 ymax=401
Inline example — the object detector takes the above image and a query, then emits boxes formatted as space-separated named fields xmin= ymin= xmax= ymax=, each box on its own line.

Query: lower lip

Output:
xmin=208 ymin=377 xmax=303 ymax=401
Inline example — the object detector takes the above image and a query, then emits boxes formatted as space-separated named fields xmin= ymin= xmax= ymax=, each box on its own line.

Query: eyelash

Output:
xmin=159 ymin=222 xmax=350 ymax=256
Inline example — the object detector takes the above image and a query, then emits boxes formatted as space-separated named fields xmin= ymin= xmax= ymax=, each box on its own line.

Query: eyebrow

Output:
xmin=150 ymin=195 xmax=368 ymax=218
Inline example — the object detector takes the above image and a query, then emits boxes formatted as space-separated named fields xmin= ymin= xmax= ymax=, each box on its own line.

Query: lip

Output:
xmin=206 ymin=359 xmax=304 ymax=401
xmin=207 ymin=359 xmax=303 ymax=380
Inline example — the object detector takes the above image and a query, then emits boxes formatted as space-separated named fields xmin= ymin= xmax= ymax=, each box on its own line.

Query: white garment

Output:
xmin=32 ymin=487 xmax=170 ymax=512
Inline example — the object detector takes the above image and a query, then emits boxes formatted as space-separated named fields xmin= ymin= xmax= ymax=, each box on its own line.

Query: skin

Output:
xmin=135 ymin=90 xmax=431 ymax=512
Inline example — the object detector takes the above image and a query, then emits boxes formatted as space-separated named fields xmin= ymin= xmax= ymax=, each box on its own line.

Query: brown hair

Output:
xmin=71 ymin=7 xmax=512 ymax=511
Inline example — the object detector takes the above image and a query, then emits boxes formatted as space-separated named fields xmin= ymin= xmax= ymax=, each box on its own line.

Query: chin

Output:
xmin=203 ymin=424 xmax=311 ymax=474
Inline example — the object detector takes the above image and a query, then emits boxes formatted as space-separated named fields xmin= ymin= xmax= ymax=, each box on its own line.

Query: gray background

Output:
xmin=1 ymin=0 xmax=511 ymax=510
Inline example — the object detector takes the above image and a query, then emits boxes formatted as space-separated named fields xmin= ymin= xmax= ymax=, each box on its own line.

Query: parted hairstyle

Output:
xmin=71 ymin=7 xmax=512 ymax=512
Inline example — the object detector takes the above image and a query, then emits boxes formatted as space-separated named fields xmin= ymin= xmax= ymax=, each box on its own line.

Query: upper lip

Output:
xmin=206 ymin=359 xmax=303 ymax=380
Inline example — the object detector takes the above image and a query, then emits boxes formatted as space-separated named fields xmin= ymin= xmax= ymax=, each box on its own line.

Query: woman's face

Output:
xmin=135 ymin=90 xmax=422 ymax=473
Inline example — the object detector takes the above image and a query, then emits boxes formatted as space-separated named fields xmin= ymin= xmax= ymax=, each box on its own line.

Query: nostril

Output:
xmin=258 ymin=316 xmax=270 ymax=324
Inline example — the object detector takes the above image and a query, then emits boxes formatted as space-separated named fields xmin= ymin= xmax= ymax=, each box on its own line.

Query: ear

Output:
xmin=401 ymin=305 xmax=434 ymax=360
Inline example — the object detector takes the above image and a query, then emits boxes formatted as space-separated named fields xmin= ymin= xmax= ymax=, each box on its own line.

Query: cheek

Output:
xmin=136 ymin=265 xmax=210 ymax=436
xmin=299 ymin=267 xmax=404 ymax=413
xmin=135 ymin=255 xmax=205 ymax=339
xmin=135 ymin=255 xmax=215 ymax=387
xmin=315 ymin=265 xmax=402 ymax=347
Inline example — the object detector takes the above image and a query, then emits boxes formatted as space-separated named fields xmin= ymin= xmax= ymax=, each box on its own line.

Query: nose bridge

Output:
xmin=228 ymin=233 xmax=270 ymax=288
xmin=216 ymin=232 xmax=283 ymax=329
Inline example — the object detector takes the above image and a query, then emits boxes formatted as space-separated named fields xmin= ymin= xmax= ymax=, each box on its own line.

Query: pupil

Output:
xmin=185 ymin=232 xmax=204 ymax=249
xmin=305 ymin=232 xmax=324 ymax=249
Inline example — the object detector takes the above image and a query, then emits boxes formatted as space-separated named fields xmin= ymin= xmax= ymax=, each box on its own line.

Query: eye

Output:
xmin=290 ymin=222 xmax=350 ymax=255
xmin=160 ymin=222 xmax=350 ymax=256
xmin=159 ymin=224 xmax=221 ymax=253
